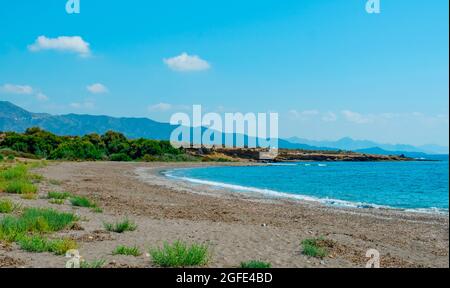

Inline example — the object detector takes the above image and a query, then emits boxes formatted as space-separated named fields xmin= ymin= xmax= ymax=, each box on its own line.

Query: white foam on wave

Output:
xmin=163 ymin=169 xmax=448 ymax=215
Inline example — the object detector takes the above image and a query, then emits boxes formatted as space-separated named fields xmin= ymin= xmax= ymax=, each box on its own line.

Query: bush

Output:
xmin=149 ymin=241 xmax=210 ymax=267
xmin=48 ymin=191 xmax=71 ymax=200
xmin=109 ymin=153 xmax=132 ymax=162
xmin=104 ymin=219 xmax=137 ymax=233
xmin=5 ymin=181 xmax=37 ymax=194
xmin=0 ymin=154 xmax=3 ymax=161
xmin=17 ymin=235 xmax=77 ymax=255
xmin=49 ymin=139 xmax=103 ymax=161
xmin=112 ymin=245 xmax=142 ymax=256
xmin=80 ymin=259 xmax=106 ymax=268
xmin=0 ymin=208 xmax=77 ymax=242
xmin=0 ymin=199 xmax=15 ymax=213
xmin=240 ymin=261 xmax=272 ymax=268
xmin=70 ymin=196 xmax=97 ymax=208
xmin=301 ymin=238 xmax=329 ymax=258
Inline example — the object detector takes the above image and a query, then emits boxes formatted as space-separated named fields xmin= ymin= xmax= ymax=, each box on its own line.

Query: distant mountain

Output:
xmin=0 ymin=101 xmax=175 ymax=140
xmin=1 ymin=101 xmax=448 ymax=158
xmin=287 ymin=136 xmax=448 ymax=155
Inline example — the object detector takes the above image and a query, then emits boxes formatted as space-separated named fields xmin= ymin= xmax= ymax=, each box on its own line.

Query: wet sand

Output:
xmin=1 ymin=161 xmax=448 ymax=268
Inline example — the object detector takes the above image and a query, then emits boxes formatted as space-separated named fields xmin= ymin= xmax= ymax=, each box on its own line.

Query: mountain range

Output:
xmin=1 ymin=101 xmax=448 ymax=158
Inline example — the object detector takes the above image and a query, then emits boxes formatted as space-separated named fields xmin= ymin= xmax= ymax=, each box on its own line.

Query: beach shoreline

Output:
xmin=2 ymin=161 xmax=448 ymax=268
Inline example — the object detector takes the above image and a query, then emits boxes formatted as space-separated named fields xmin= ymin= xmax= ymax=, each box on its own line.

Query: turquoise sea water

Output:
xmin=165 ymin=160 xmax=449 ymax=214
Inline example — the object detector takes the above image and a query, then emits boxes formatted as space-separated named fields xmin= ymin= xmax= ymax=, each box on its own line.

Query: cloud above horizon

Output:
xmin=28 ymin=36 xmax=91 ymax=57
xmin=0 ymin=84 xmax=33 ymax=95
xmin=87 ymin=83 xmax=108 ymax=94
xmin=163 ymin=53 xmax=210 ymax=72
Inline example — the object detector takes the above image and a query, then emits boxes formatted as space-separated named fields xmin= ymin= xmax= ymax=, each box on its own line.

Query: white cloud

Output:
xmin=87 ymin=83 xmax=108 ymax=94
xmin=1 ymin=84 xmax=33 ymax=94
xmin=36 ymin=92 xmax=49 ymax=102
xmin=289 ymin=109 xmax=319 ymax=119
xmin=163 ymin=52 xmax=210 ymax=72
xmin=322 ymin=112 xmax=337 ymax=122
xmin=341 ymin=110 xmax=372 ymax=124
xmin=28 ymin=36 xmax=91 ymax=57
xmin=148 ymin=103 xmax=172 ymax=112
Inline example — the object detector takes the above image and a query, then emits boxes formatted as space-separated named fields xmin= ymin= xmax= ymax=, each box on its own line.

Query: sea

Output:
xmin=164 ymin=159 xmax=449 ymax=214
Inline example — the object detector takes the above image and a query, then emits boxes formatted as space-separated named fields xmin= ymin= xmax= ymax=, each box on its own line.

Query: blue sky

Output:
xmin=0 ymin=0 xmax=448 ymax=146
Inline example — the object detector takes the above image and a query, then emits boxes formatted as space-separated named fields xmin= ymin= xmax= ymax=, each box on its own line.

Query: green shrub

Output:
xmin=7 ymin=155 xmax=15 ymax=161
xmin=48 ymin=191 xmax=71 ymax=200
xmin=5 ymin=181 xmax=37 ymax=194
xmin=0 ymin=154 xmax=4 ymax=161
xmin=80 ymin=259 xmax=106 ymax=268
xmin=70 ymin=196 xmax=97 ymax=208
xmin=301 ymin=238 xmax=328 ymax=258
xmin=0 ymin=199 xmax=15 ymax=213
xmin=149 ymin=241 xmax=210 ymax=267
xmin=49 ymin=139 xmax=103 ymax=161
xmin=112 ymin=245 xmax=142 ymax=256
xmin=109 ymin=153 xmax=132 ymax=162
xmin=0 ymin=165 xmax=28 ymax=181
xmin=0 ymin=208 xmax=77 ymax=242
xmin=104 ymin=219 xmax=137 ymax=233
xmin=240 ymin=260 xmax=272 ymax=268
xmin=17 ymin=235 xmax=77 ymax=255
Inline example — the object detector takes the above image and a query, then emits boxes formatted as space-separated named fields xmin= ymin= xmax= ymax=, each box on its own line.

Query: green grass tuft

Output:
xmin=70 ymin=196 xmax=97 ymax=208
xmin=80 ymin=259 xmax=106 ymax=268
xmin=301 ymin=238 xmax=328 ymax=258
xmin=17 ymin=235 xmax=77 ymax=255
xmin=5 ymin=180 xmax=37 ymax=194
xmin=112 ymin=245 xmax=142 ymax=256
xmin=0 ymin=199 xmax=16 ymax=213
xmin=47 ymin=191 xmax=71 ymax=200
xmin=240 ymin=260 xmax=272 ymax=268
xmin=104 ymin=218 xmax=137 ymax=233
xmin=0 ymin=208 xmax=77 ymax=242
xmin=149 ymin=241 xmax=210 ymax=267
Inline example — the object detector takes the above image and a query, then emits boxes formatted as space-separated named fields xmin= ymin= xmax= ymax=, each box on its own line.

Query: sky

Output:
xmin=0 ymin=0 xmax=448 ymax=147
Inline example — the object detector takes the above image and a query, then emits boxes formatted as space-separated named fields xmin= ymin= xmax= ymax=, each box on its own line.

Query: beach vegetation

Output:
xmin=112 ymin=245 xmax=142 ymax=256
xmin=0 ymin=208 xmax=77 ymax=243
xmin=0 ymin=128 xmax=188 ymax=162
xmin=17 ymin=235 xmax=77 ymax=255
xmin=47 ymin=191 xmax=71 ymax=200
xmin=70 ymin=196 xmax=97 ymax=208
xmin=104 ymin=218 xmax=137 ymax=233
xmin=80 ymin=259 xmax=106 ymax=268
xmin=240 ymin=260 xmax=272 ymax=268
xmin=149 ymin=240 xmax=210 ymax=267
xmin=0 ymin=198 xmax=15 ymax=213
xmin=301 ymin=238 xmax=329 ymax=258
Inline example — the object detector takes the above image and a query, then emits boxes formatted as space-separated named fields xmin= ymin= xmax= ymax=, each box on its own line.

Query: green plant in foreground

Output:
xmin=240 ymin=260 xmax=272 ymax=268
xmin=112 ymin=245 xmax=142 ymax=256
xmin=48 ymin=191 xmax=71 ymax=200
xmin=301 ymin=238 xmax=328 ymax=258
xmin=0 ymin=208 xmax=77 ymax=242
xmin=149 ymin=241 xmax=210 ymax=267
xmin=0 ymin=199 xmax=15 ymax=213
xmin=80 ymin=259 xmax=106 ymax=268
xmin=17 ymin=235 xmax=77 ymax=255
xmin=5 ymin=180 xmax=37 ymax=194
xmin=70 ymin=196 xmax=97 ymax=208
xmin=104 ymin=219 xmax=137 ymax=233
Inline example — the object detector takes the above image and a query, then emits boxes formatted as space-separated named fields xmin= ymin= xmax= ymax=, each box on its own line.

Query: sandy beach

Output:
xmin=1 ymin=161 xmax=448 ymax=268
